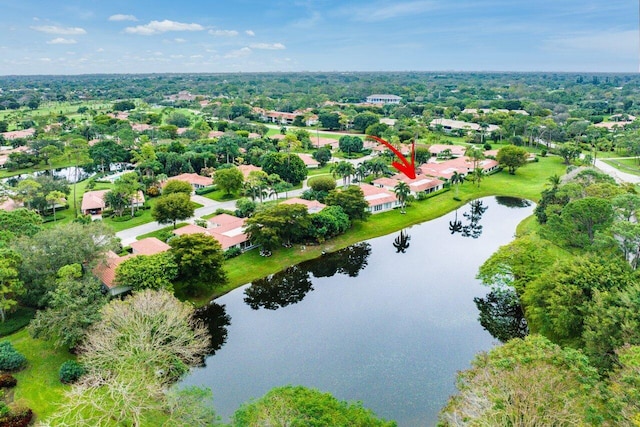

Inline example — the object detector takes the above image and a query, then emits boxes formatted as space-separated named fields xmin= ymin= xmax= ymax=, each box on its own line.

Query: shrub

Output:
xmin=195 ymin=186 xmax=216 ymax=195
xmin=0 ymin=342 xmax=26 ymax=372
xmin=59 ymin=360 xmax=85 ymax=384
xmin=0 ymin=407 xmax=33 ymax=427
xmin=0 ymin=374 xmax=17 ymax=388
xmin=224 ymin=247 xmax=242 ymax=259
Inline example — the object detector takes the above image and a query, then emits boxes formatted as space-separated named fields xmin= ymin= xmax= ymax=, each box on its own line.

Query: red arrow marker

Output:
xmin=368 ymin=135 xmax=416 ymax=179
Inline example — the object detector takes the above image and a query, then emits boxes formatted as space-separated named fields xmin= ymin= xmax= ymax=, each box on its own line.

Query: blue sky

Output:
xmin=0 ymin=0 xmax=637 ymax=75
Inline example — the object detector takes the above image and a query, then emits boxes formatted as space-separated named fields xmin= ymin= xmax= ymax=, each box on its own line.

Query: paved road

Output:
xmin=594 ymin=158 xmax=640 ymax=184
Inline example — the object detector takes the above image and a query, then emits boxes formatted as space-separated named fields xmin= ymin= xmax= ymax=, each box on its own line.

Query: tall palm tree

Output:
xmin=394 ymin=181 xmax=411 ymax=214
xmin=45 ymin=190 xmax=66 ymax=222
xmin=546 ymin=174 xmax=561 ymax=192
xmin=450 ymin=171 xmax=464 ymax=199
xmin=355 ymin=163 xmax=369 ymax=183
xmin=331 ymin=161 xmax=355 ymax=188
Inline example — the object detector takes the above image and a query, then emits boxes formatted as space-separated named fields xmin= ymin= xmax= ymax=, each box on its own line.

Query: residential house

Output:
xmin=419 ymin=162 xmax=469 ymax=181
xmin=93 ymin=251 xmax=132 ymax=296
xmin=1 ymin=128 xmax=36 ymax=140
xmin=429 ymin=118 xmax=500 ymax=134
xmin=359 ymin=184 xmax=400 ymax=213
xmin=281 ymin=197 xmax=326 ymax=213
xmin=373 ymin=174 xmax=444 ymax=196
xmin=173 ymin=213 xmax=253 ymax=251
xmin=462 ymin=108 xmax=529 ymax=116
xmin=81 ymin=189 xmax=145 ymax=215
xmin=428 ymin=144 xmax=467 ymax=158
xmin=93 ymin=237 xmax=170 ymax=297
xmin=129 ymin=237 xmax=170 ymax=256
xmin=442 ymin=156 xmax=501 ymax=174
xmin=297 ymin=153 xmax=319 ymax=169
xmin=166 ymin=173 xmax=213 ymax=193
xmin=238 ymin=164 xmax=263 ymax=179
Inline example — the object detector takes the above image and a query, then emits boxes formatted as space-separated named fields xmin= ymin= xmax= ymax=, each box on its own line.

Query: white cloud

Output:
xmin=96 ymin=48 xmax=105 ymax=52
xmin=31 ymin=25 xmax=87 ymax=35
xmin=46 ymin=38 xmax=77 ymax=45
xmin=109 ymin=14 xmax=138 ymax=22
xmin=174 ymin=38 xmax=186 ymax=43
xmin=245 ymin=30 xmax=255 ymax=36
xmin=209 ymin=29 xmax=239 ymax=37
xmin=191 ymin=54 xmax=203 ymax=59
xmin=346 ymin=1 xmax=436 ymax=22
xmin=225 ymin=47 xmax=252 ymax=58
xmin=124 ymin=20 xmax=204 ymax=35
xmin=249 ymin=42 xmax=286 ymax=50
xmin=39 ymin=57 xmax=51 ymax=62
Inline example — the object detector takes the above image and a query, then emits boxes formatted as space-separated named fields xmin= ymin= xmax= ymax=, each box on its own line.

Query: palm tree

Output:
xmin=546 ymin=174 xmax=561 ymax=192
xmin=355 ymin=163 xmax=369 ymax=182
xmin=45 ymin=190 xmax=66 ymax=222
xmin=331 ymin=161 xmax=355 ymax=188
xmin=449 ymin=210 xmax=463 ymax=234
xmin=472 ymin=167 xmax=484 ymax=188
xmin=394 ymin=181 xmax=411 ymax=214
xmin=450 ymin=171 xmax=464 ymax=199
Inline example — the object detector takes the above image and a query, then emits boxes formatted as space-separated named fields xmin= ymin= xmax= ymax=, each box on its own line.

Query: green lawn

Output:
xmin=202 ymin=188 xmax=241 ymax=202
xmin=7 ymin=329 xmax=71 ymax=423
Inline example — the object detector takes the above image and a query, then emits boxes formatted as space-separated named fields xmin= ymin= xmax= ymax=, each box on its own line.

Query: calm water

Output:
xmin=183 ymin=197 xmax=534 ymax=426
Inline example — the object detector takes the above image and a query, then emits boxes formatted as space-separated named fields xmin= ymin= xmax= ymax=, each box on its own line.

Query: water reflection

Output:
xmin=306 ymin=242 xmax=371 ymax=279
xmin=449 ymin=199 xmax=489 ymax=239
xmin=244 ymin=243 xmax=372 ymax=310
xmin=495 ymin=196 xmax=532 ymax=209
xmin=392 ymin=230 xmax=411 ymax=253
xmin=194 ymin=302 xmax=231 ymax=356
xmin=244 ymin=265 xmax=313 ymax=310
xmin=474 ymin=289 xmax=528 ymax=343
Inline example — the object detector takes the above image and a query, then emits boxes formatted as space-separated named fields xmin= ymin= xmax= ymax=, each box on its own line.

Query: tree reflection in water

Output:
xmin=474 ymin=289 xmax=528 ymax=342
xmin=193 ymin=302 xmax=231 ymax=356
xmin=244 ymin=265 xmax=314 ymax=310
xmin=243 ymin=243 xmax=372 ymax=310
xmin=392 ymin=229 xmax=411 ymax=253
xmin=449 ymin=200 xmax=489 ymax=239
xmin=495 ymin=196 xmax=532 ymax=209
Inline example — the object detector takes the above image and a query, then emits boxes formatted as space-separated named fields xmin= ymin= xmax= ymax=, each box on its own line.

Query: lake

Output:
xmin=182 ymin=196 xmax=534 ymax=426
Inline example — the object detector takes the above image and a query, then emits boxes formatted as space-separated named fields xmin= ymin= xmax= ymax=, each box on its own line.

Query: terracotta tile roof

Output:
xmin=92 ymin=251 xmax=132 ymax=289
xmin=174 ymin=215 xmax=250 ymax=251
xmin=1 ymin=128 xmax=35 ymax=140
xmin=81 ymin=190 xmax=108 ymax=212
xmin=297 ymin=153 xmax=319 ymax=167
xmin=238 ymin=164 xmax=262 ymax=179
xmin=429 ymin=144 xmax=467 ymax=156
xmin=281 ymin=197 xmax=326 ymax=213
xmin=373 ymin=174 xmax=444 ymax=193
xmin=168 ymin=173 xmax=213 ymax=187
xmin=359 ymin=184 xmax=398 ymax=207
xmin=418 ymin=162 xmax=468 ymax=180
xmin=129 ymin=237 xmax=170 ymax=256
xmin=131 ymin=123 xmax=154 ymax=132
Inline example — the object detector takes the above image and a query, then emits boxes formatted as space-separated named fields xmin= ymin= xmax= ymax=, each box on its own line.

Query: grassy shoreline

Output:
xmin=207 ymin=156 xmax=567 ymax=303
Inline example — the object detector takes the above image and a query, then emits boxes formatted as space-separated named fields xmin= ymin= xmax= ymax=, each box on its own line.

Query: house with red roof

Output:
xmin=297 ymin=153 xmax=320 ymax=169
xmin=173 ymin=213 xmax=254 ymax=251
xmin=1 ymin=128 xmax=36 ymax=140
xmin=429 ymin=144 xmax=467 ymax=158
xmin=166 ymin=173 xmax=213 ymax=193
xmin=81 ymin=189 xmax=145 ymax=215
xmin=373 ymin=174 xmax=444 ymax=196
xmin=238 ymin=164 xmax=263 ymax=179
xmin=93 ymin=237 xmax=171 ymax=297
xmin=129 ymin=237 xmax=170 ymax=256
xmin=281 ymin=197 xmax=326 ymax=213
xmin=358 ymin=184 xmax=400 ymax=214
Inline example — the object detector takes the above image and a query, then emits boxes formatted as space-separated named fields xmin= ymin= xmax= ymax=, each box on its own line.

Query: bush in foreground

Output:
xmin=0 ymin=342 xmax=26 ymax=372
xmin=59 ymin=360 xmax=85 ymax=384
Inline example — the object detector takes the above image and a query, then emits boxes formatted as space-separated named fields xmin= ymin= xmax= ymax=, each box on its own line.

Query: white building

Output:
xmin=366 ymin=94 xmax=401 ymax=104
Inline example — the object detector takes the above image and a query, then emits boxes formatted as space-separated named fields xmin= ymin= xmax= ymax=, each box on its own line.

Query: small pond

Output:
xmin=182 ymin=196 xmax=534 ymax=426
